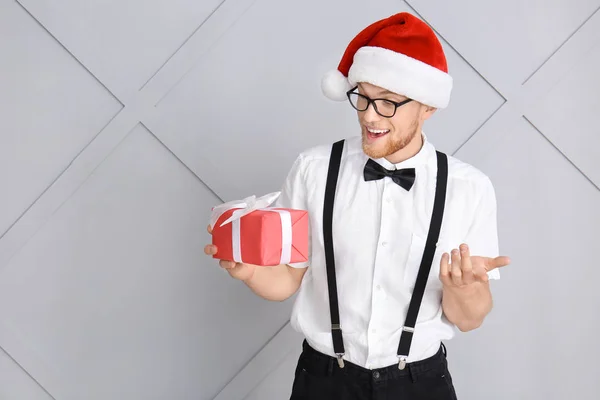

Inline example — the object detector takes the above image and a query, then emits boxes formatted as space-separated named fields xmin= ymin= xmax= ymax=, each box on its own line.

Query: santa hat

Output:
xmin=321 ymin=12 xmax=453 ymax=109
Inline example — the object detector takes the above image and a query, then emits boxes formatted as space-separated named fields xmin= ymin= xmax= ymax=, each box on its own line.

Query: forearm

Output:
xmin=243 ymin=264 xmax=304 ymax=302
xmin=442 ymin=282 xmax=493 ymax=332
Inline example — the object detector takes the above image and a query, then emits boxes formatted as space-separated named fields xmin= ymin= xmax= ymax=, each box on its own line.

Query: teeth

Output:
xmin=367 ymin=128 xmax=389 ymax=134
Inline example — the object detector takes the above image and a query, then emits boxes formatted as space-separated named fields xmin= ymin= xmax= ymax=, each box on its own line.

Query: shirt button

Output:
xmin=386 ymin=197 xmax=392 ymax=203
xmin=373 ymin=371 xmax=380 ymax=379
xmin=381 ymin=242 xmax=387 ymax=247
xmin=376 ymin=285 xmax=381 ymax=291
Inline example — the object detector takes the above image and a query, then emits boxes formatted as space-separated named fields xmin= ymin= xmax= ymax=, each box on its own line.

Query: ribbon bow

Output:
xmin=210 ymin=191 xmax=281 ymax=228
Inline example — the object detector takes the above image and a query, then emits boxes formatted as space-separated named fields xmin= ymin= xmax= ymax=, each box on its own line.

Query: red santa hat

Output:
xmin=321 ymin=12 xmax=453 ymax=109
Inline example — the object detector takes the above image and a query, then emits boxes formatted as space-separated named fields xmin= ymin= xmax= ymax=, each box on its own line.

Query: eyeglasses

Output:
xmin=346 ymin=86 xmax=413 ymax=118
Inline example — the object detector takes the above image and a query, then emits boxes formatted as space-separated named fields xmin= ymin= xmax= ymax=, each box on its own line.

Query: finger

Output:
xmin=207 ymin=224 xmax=213 ymax=234
xmin=204 ymin=244 xmax=217 ymax=255
xmin=473 ymin=266 xmax=489 ymax=283
xmin=439 ymin=253 xmax=452 ymax=286
xmin=451 ymin=249 xmax=462 ymax=286
xmin=219 ymin=260 xmax=237 ymax=269
xmin=460 ymin=244 xmax=474 ymax=285
xmin=489 ymin=256 xmax=511 ymax=270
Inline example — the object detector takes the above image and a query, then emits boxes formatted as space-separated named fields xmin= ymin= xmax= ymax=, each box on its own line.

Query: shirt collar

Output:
xmin=371 ymin=132 xmax=435 ymax=170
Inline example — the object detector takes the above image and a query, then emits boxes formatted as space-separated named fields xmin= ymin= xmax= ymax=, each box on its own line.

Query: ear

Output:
xmin=421 ymin=105 xmax=437 ymax=121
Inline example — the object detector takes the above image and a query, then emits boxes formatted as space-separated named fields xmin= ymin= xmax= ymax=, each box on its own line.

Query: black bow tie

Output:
xmin=363 ymin=159 xmax=416 ymax=191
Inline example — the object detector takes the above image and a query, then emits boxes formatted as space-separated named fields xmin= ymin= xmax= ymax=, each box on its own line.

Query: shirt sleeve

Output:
xmin=274 ymin=154 xmax=311 ymax=269
xmin=463 ymin=176 xmax=501 ymax=280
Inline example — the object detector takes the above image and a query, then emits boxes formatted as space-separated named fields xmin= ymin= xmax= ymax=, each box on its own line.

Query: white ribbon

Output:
xmin=268 ymin=209 xmax=292 ymax=265
xmin=210 ymin=192 xmax=293 ymax=264
xmin=209 ymin=191 xmax=281 ymax=229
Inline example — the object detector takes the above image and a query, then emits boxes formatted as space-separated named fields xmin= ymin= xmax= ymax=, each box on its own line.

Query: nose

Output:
xmin=362 ymin=102 xmax=381 ymax=123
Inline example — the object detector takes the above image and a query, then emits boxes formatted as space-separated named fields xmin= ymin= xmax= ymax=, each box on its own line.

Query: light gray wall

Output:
xmin=0 ymin=0 xmax=598 ymax=399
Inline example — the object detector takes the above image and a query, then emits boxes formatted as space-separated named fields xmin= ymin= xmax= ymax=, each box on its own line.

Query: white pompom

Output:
xmin=321 ymin=69 xmax=353 ymax=101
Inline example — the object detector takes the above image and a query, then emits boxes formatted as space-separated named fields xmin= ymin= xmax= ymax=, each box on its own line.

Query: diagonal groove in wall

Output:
xmin=0 ymin=110 xmax=123 ymax=242
xmin=0 ymin=344 xmax=56 ymax=400
xmin=16 ymin=0 xmax=124 ymax=107
xmin=452 ymin=99 xmax=507 ymax=156
xmin=521 ymin=4 xmax=600 ymax=85
xmin=139 ymin=123 xmax=225 ymax=203
xmin=0 ymin=111 xmax=140 ymax=276
xmin=404 ymin=0 xmax=507 ymax=102
xmin=523 ymin=116 xmax=600 ymax=192
xmin=138 ymin=0 xmax=229 ymax=92
xmin=211 ymin=319 xmax=292 ymax=400
xmin=151 ymin=0 xmax=259 ymax=107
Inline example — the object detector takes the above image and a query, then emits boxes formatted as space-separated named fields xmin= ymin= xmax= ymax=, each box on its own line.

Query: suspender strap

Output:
xmin=323 ymin=139 xmax=346 ymax=367
xmin=397 ymin=150 xmax=448 ymax=369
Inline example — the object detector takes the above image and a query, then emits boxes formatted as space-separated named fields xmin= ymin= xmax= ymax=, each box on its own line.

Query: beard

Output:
xmin=361 ymin=118 xmax=420 ymax=159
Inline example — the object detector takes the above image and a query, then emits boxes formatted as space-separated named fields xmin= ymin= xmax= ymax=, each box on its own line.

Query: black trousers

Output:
xmin=290 ymin=340 xmax=458 ymax=400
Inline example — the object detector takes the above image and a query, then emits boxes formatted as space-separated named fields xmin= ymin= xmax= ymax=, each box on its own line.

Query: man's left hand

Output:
xmin=440 ymin=244 xmax=511 ymax=288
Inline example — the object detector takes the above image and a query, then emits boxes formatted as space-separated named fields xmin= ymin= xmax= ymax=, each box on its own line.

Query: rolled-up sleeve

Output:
xmin=275 ymin=154 xmax=311 ymax=269
xmin=464 ymin=176 xmax=501 ymax=280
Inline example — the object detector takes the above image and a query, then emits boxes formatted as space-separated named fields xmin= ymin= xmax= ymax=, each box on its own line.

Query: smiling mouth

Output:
xmin=365 ymin=127 xmax=390 ymax=140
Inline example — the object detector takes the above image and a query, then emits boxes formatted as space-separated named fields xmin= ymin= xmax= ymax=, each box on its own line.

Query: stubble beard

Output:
xmin=361 ymin=119 xmax=420 ymax=159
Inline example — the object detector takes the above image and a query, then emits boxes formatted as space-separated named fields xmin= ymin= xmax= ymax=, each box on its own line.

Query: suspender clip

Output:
xmin=398 ymin=356 xmax=407 ymax=370
xmin=336 ymin=354 xmax=345 ymax=368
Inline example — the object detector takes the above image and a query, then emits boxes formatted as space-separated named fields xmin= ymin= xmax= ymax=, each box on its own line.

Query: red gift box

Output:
xmin=210 ymin=193 xmax=309 ymax=266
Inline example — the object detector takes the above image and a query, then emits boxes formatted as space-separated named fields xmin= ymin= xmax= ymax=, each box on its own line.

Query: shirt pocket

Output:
xmin=403 ymin=233 xmax=451 ymax=291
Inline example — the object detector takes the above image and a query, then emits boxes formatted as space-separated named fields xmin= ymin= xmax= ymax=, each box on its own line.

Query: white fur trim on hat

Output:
xmin=321 ymin=69 xmax=354 ymax=101
xmin=347 ymin=46 xmax=453 ymax=109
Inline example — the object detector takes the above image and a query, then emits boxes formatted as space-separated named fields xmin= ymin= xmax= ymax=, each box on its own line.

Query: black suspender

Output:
xmin=322 ymin=139 xmax=449 ymax=370
xmin=396 ymin=150 xmax=448 ymax=369
xmin=323 ymin=139 xmax=346 ymax=368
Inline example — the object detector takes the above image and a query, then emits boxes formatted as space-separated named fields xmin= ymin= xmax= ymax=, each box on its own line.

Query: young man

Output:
xmin=205 ymin=12 xmax=511 ymax=399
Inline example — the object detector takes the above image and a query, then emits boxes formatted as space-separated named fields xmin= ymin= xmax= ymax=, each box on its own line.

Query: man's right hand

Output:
xmin=204 ymin=224 xmax=257 ymax=282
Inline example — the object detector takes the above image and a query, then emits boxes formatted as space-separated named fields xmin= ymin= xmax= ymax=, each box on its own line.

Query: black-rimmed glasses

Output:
xmin=346 ymin=86 xmax=413 ymax=118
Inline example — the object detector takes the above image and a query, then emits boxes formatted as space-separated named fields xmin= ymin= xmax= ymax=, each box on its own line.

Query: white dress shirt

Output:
xmin=275 ymin=133 xmax=500 ymax=369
